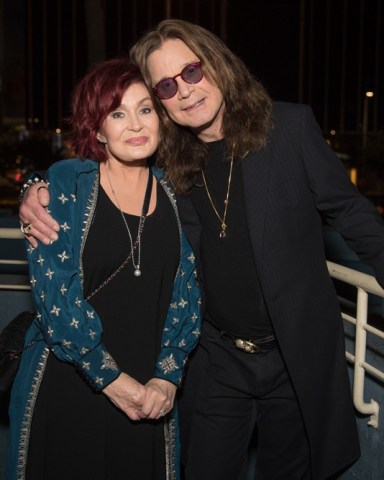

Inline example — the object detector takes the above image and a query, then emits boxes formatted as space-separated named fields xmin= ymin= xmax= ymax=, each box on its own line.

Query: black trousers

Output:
xmin=179 ymin=321 xmax=312 ymax=480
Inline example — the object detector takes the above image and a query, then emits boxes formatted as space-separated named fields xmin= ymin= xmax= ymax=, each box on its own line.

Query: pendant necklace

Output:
xmin=201 ymin=146 xmax=235 ymax=239
xmin=105 ymin=162 xmax=153 ymax=277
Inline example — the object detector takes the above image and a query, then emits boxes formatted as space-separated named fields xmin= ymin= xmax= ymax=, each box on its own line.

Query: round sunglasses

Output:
xmin=152 ymin=62 xmax=203 ymax=100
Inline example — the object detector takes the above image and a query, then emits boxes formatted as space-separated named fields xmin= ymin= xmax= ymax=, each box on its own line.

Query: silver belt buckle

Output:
xmin=234 ymin=338 xmax=260 ymax=353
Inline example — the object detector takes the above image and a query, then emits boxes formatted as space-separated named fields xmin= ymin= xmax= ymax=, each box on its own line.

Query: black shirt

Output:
xmin=189 ymin=140 xmax=273 ymax=338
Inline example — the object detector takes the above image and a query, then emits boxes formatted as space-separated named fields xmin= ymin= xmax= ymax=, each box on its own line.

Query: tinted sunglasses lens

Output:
xmin=155 ymin=79 xmax=178 ymax=99
xmin=182 ymin=63 xmax=203 ymax=84
xmin=153 ymin=63 xmax=203 ymax=99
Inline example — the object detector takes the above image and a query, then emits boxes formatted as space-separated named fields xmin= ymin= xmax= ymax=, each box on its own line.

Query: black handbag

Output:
xmin=0 ymin=311 xmax=35 ymax=393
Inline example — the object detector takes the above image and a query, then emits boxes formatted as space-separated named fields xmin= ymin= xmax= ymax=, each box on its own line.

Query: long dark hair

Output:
xmin=130 ymin=19 xmax=273 ymax=195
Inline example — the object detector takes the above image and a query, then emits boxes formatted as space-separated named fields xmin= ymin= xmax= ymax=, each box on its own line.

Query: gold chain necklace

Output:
xmin=201 ymin=150 xmax=234 ymax=239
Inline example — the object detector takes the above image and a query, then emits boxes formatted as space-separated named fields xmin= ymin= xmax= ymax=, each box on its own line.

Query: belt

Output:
xmin=220 ymin=330 xmax=277 ymax=354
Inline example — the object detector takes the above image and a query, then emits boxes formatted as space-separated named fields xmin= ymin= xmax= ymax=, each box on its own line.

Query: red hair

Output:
xmin=66 ymin=58 xmax=144 ymax=162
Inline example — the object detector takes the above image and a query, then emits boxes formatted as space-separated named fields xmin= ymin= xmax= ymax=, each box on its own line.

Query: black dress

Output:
xmin=26 ymin=181 xmax=179 ymax=480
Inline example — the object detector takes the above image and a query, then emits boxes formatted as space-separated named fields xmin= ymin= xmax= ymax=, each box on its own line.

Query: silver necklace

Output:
xmin=105 ymin=162 xmax=152 ymax=277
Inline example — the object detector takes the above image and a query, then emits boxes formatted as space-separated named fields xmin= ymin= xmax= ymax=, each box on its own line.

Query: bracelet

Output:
xmin=18 ymin=174 xmax=47 ymax=203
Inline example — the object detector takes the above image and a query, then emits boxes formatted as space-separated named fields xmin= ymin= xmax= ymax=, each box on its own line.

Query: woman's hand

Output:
xmin=19 ymin=183 xmax=60 ymax=247
xmin=141 ymin=378 xmax=177 ymax=420
xmin=102 ymin=372 xmax=148 ymax=421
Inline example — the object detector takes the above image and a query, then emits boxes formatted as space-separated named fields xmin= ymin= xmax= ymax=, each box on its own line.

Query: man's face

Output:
xmin=147 ymin=39 xmax=225 ymax=142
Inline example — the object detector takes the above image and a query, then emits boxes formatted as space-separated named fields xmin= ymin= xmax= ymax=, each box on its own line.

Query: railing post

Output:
xmin=353 ymin=287 xmax=380 ymax=428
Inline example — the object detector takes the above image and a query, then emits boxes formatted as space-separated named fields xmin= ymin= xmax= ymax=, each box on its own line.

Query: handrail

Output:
xmin=0 ymin=226 xmax=29 ymax=289
xmin=1 ymin=228 xmax=383 ymax=427
xmin=0 ymin=227 xmax=24 ymax=239
xmin=327 ymin=261 xmax=384 ymax=428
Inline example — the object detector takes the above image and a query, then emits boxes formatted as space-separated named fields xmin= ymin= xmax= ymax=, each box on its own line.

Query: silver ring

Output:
xmin=159 ymin=410 xmax=166 ymax=417
xmin=20 ymin=223 xmax=32 ymax=236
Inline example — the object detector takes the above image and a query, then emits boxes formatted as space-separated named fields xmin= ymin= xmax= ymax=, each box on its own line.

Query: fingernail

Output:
xmin=53 ymin=224 xmax=60 ymax=232
xmin=50 ymin=233 xmax=58 ymax=241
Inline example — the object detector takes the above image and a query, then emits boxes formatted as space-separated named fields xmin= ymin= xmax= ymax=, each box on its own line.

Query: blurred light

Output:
xmin=365 ymin=91 xmax=374 ymax=98
xmin=349 ymin=168 xmax=357 ymax=185
xmin=330 ymin=129 xmax=336 ymax=135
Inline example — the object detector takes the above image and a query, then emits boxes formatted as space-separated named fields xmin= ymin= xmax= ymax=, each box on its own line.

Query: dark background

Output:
xmin=0 ymin=0 xmax=383 ymax=207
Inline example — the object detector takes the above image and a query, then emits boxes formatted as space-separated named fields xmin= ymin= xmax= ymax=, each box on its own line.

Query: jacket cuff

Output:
xmin=154 ymin=348 xmax=189 ymax=387
xmin=76 ymin=344 xmax=121 ymax=391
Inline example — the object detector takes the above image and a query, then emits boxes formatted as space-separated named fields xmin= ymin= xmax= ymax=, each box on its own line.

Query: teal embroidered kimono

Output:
xmin=7 ymin=158 xmax=201 ymax=480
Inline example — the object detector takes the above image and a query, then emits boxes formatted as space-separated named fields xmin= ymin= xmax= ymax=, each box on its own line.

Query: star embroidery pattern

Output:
xmin=40 ymin=290 xmax=45 ymax=302
xmin=178 ymin=339 xmax=186 ymax=348
xmin=58 ymin=251 xmax=70 ymax=263
xmin=95 ymin=377 xmax=104 ymax=385
xmin=61 ymin=222 xmax=71 ymax=232
xmin=187 ymin=253 xmax=195 ymax=263
xmin=47 ymin=326 xmax=54 ymax=336
xmin=70 ymin=194 xmax=77 ymax=202
xmin=45 ymin=268 xmax=54 ymax=280
xmin=58 ymin=193 xmax=69 ymax=204
xmin=70 ymin=318 xmax=79 ymax=328
xmin=82 ymin=361 xmax=90 ymax=370
xmin=50 ymin=305 xmax=60 ymax=316
xmin=62 ymin=339 xmax=72 ymax=349
xmin=101 ymin=351 xmax=118 ymax=370
xmin=192 ymin=328 xmax=200 ymax=337
xmin=86 ymin=310 xmax=95 ymax=319
xmin=27 ymin=245 xmax=35 ymax=254
xmin=80 ymin=347 xmax=89 ymax=355
xmin=191 ymin=312 xmax=198 ymax=322
xmin=30 ymin=276 xmax=37 ymax=287
xmin=75 ymin=298 xmax=82 ymax=308
xmin=89 ymin=329 xmax=96 ymax=339
xmin=60 ymin=284 xmax=68 ymax=295
xmin=159 ymin=353 xmax=179 ymax=375
xmin=178 ymin=298 xmax=188 ymax=308
xmin=37 ymin=254 xmax=45 ymax=266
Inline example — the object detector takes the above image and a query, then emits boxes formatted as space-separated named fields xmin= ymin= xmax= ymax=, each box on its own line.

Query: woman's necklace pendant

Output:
xmin=134 ymin=269 xmax=142 ymax=277
xmin=219 ymin=231 xmax=226 ymax=239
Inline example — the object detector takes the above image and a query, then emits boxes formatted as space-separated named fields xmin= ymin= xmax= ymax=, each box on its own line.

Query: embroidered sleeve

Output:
xmin=27 ymin=162 xmax=120 ymax=391
xmin=154 ymin=233 xmax=202 ymax=386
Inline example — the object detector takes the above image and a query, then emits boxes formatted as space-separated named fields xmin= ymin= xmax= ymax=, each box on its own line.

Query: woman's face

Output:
xmin=97 ymin=82 xmax=160 ymax=164
xmin=147 ymin=39 xmax=225 ymax=142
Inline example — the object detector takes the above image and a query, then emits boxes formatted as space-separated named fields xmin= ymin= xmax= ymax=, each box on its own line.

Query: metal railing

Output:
xmin=327 ymin=261 xmax=384 ymax=428
xmin=1 ymin=227 xmax=383 ymax=427
xmin=0 ymin=227 xmax=29 ymax=290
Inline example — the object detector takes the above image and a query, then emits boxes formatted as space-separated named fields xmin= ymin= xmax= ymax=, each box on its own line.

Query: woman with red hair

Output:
xmin=7 ymin=58 xmax=201 ymax=480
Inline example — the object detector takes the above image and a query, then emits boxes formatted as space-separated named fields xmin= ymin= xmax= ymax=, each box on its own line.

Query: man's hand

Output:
xmin=141 ymin=378 xmax=177 ymax=420
xmin=19 ymin=183 xmax=60 ymax=247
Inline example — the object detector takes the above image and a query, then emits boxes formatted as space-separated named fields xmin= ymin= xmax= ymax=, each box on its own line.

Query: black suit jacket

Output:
xmin=177 ymin=102 xmax=384 ymax=479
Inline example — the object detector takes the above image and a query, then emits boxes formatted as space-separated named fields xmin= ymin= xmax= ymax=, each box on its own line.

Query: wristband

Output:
xmin=18 ymin=174 xmax=47 ymax=203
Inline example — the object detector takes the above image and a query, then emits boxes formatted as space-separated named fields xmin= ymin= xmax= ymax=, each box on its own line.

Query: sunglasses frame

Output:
xmin=153 ymin=62 xmax=203 ymax=100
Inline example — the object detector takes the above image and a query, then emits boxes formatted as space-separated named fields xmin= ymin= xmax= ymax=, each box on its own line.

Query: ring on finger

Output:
xmin=159 ymin=410 xmax=167 ymax=417
xmin=20 ymin=223 xmax=32 ymax=237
